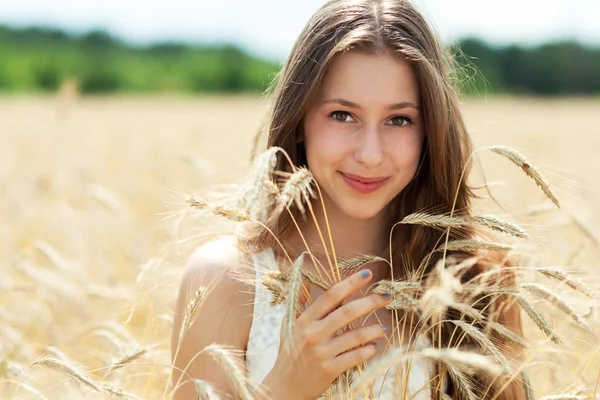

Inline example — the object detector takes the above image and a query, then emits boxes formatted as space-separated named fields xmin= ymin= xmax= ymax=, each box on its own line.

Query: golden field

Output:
xmin=1 ymin=95 xmax=600 ymax=399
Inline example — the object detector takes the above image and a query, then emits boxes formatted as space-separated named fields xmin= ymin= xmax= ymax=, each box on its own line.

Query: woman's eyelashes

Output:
xmin=329 ymin=111 xmax=413 ymax=127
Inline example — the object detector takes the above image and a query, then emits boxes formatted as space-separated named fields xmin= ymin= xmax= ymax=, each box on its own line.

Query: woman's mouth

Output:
xmin=339 ymin=172 xmax=390 ymax=194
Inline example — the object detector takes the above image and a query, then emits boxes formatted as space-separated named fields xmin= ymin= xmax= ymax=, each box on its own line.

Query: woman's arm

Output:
xmin=170 ymin=238 xmax=254 ymax=400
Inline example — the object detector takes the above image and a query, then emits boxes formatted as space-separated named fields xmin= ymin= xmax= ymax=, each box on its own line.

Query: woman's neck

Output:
xmin=281 ymin=196 xmax=393 ymax=277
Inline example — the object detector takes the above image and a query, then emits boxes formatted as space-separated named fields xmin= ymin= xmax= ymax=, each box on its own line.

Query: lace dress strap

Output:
xmin=245 ymin=248 xmax=286 ymax=392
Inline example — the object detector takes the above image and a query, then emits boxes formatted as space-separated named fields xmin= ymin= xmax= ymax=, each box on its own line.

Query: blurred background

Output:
xmin=0 ymin=0 xmax=599 ymax=95
xmin=1 ymin=1 xmax=600 ymax=399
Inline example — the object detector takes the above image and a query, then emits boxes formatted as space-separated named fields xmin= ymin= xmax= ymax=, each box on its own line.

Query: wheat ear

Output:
xmin=194 ymin=378 xmax=222 ymax=400
xmin=451 ymin=320 xmax=511 ymax=371
xmin=489 ymin=145 xmax=560 ymax=208
xmin=274 ymin=167 xmax=315 ymax=216
xmin=520 ymin=370 xmax=536 ymax=400
xmin=536 ymin=267 xmax=597 ymax=299
xmin=439 ymin=239 xmax=514 ymax=253
xmin=108 ymin=347 xmax=148 ymax=373
xmin=473 ymin=214 xmax=529 ymax=238
xmin=399 ymin=212 xmax=466 ymax=229
xmin=514 ymin=294 xmax=563 ymax=344
xmin=203 ymin=344 xmax=252 ymax=400
xmin=187 ymin=197 xmax=251 ymax=222
xmin=283 ymin=253 xmax=305 ymax=353
xmin=521 ymin=283 xmax=590 ymax=331
xmin=337 ymin=254 xmax=387 ymax=271
xmin=29 ymin=356 xmax=127 ymax=398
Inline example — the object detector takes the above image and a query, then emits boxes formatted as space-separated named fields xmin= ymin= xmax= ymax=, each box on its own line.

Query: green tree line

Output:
xmin=0 ymin=25 xmax=598 ymax=95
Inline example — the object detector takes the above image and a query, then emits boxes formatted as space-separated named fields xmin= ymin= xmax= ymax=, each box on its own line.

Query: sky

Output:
xmin=0 ymin=0 xmax=599 ymax=60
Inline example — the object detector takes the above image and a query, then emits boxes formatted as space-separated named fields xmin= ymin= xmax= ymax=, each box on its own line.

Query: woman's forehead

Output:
xmin=316 ymin=50 xmax=420 ymax=107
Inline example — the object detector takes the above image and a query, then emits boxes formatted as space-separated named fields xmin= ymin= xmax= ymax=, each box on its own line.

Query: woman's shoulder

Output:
xmin=179 ymin=234 xmax=255 ymax=314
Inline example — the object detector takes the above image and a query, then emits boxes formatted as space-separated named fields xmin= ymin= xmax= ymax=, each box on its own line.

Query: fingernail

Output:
xmin=381 ymin=325 xmax=387 ymax=333
xmin=360 ymin=270 xmax=371 ymax=279
xmin=381 ymin=293 xmax=392 ymax=300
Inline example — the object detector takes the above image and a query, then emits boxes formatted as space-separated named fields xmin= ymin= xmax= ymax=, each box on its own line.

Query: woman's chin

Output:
xmin=339 ymin=204 xmax=385 ymax=221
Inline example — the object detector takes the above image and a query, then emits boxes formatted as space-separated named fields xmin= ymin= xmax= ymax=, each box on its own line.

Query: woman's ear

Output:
xmin=296 ymin=131 xmax=304 ymax=143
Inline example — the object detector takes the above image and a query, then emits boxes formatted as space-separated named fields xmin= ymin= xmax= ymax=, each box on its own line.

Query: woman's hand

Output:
xmin=260 ymin=269 xmax=391 ymax=400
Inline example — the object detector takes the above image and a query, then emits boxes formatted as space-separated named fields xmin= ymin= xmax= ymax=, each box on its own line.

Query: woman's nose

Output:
xmin=354 ymin=125 xmax=384 ymax=167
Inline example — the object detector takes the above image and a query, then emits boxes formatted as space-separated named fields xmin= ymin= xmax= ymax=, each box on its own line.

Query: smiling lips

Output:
xmin=339 ymin=172 xmax=390 ymax=194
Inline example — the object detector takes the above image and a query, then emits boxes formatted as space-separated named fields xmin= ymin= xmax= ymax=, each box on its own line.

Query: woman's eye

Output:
xmin=390 ymin=116 xmax=412 ymax=126
xmin=330 ymin=111 xmax=353 ymax=122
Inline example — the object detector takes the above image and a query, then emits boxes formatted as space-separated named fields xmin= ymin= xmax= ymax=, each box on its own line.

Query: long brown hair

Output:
xmin=246 ymin=0 xmax=524 ymax=398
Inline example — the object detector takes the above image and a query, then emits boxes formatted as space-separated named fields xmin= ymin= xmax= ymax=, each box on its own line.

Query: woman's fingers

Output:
xmin=328 ymin=324 xmax=387 ymax=357
xmin=329 ymin=341 xmax=378 ymax=373
xmin=320 ymin=292 xmax=391 ymax=337
xmin=301 ymin=269 xmax=374 ymax=321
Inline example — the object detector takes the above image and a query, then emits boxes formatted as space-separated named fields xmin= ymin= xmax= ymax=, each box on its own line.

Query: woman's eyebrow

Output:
xmin=321 ymin=98 xmax=420 ymax=110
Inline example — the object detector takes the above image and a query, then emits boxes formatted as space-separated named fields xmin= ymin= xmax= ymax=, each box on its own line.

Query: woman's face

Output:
xmin=302 ymin=50 xmax=424 ymax=221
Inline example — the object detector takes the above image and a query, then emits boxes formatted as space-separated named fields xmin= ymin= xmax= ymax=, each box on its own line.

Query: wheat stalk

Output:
xmin=489 ymin=146 xmax=560 ymax=208
xmin=488 ymin=320 xmax=529 ymax=348
xmin=108 ymin=347 xmax=148 ymax=373
xmin=29 ymin=356 xmax=128 ymax=398
xmin=179 ymin=287 xmax=209 ymax=343
xmin=348 ymin=347 xmax=407 ymax=397
xmin=472 ymin=214 xmax=529 ymax=239
xmin=194 ymin=378 xmax=222 ymax=400
xmin=337 ymin=254 xmax=387 ymax=271
xmin=238 ymin=146 xmax=279 ymax=217
xmin=451 ymin=320 xmax=511 ymax=371
xmin=536 ymin=267 xmax=597 ymax=299
xmin=187 ymin=197 xmax=251 ymax=222
xmin=439 ymin=239 xmax=514 ymax=253
xmin=521 ymin=283 xmax=590 ymax=331
xmin=446 ymin=366 xmax=478 ymax=400
xmin=515 ymin=294 xmax=563 ymax=344
xmin=400 ymin=212 xmax=466 ymax=229
xmin=203 ymin=344 xmax=252 ymax=400
xmin=274 ymin=167 xmax=315 ymax=216
xmin=521 ymin=370 xmax=536 ymax=400
xmin=260 ymin=275 xmax=286 ymax=307
xmin=283 ymin=253 xmax=305 ymax=353
xmin=421 ymin=348 xmax=503 ymax=376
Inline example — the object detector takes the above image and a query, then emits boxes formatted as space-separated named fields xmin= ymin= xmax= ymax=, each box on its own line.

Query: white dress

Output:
xmin=245 ymin=248 xmax=437 ymax=400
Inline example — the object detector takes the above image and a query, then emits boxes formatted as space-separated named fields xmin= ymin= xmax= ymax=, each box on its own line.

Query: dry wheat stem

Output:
xmin=472 ymin=214 xmax=529 ymax=238
xmin=203 ymin=344 xmax=252 ymax=400
xmin=489 ymin=145 xmax=560 ymax=208
xmin=521 ymin=283 xmax=590 ymax=331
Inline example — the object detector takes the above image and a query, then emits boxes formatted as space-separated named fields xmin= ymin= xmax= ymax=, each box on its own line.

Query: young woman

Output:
xmin=171 ymin=0 xmax=527 ymax=399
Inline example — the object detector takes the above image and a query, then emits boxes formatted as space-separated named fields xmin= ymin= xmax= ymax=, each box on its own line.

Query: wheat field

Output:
xmin=1 ymin=95 xmax=600 ymax=399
